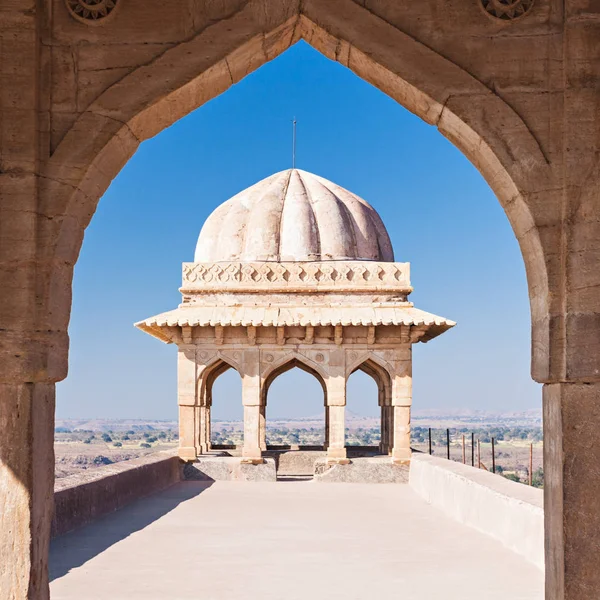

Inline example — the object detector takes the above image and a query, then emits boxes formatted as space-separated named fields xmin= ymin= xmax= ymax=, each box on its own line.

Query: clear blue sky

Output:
xmin=56 ymin=41 xmax=540 ymax=420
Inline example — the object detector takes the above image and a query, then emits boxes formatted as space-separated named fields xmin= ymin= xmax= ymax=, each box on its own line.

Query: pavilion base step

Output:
xmin=313 ymin=456 xmax=409 ymax=484
xmin=183 ymin=457 xmax=276 ymax=482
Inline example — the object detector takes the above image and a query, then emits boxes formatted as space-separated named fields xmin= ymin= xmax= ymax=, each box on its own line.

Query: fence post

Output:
xmin=446 ymin=428 xmax=450 ymax=460
xmin=471 ymin=432 xmax=474 ymax=467
xmin=529 ymin=442 xmax=533 ymax=486
xmin=462 ymin=434 xmax=465 ymax=464
xmin=428 ymin=428 xmax=432 ymax=455
xmin=491 ymin=437 xmax=496 ymax=474
xmin=477 ymin=439 xmax=481 ymax=469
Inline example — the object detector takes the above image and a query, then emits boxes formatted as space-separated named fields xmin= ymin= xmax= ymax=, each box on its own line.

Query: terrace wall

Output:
xmin=52 ymin=452 xmax=181 ymax=537
xmin=409 ymin=453 xmax=544 ymax=570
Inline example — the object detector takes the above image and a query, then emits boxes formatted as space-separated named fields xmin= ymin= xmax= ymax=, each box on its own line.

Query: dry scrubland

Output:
xmin=55 ymin=410 xmax=543 ymax=486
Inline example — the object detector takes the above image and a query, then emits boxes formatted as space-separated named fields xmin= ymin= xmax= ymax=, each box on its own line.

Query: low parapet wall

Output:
xmin=409 ymin=453 xmax=544 ymax=570
xmin=52 ymin=451 xmax=181 ymax=537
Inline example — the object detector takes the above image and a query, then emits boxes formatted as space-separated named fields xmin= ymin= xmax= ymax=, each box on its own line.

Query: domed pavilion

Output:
xmin=136 ymin=169 xmax=455 ymax=466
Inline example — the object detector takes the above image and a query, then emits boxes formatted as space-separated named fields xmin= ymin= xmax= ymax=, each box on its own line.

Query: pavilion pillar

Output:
xmin=324 ymin=401 xmax=330 ymax=449
xmin=177 ymin=346 xmax=198 ymax=460
xmin=197 ymin=404 xmax=210 ymax=453
xmin=259 ymin=404 xmax=267 ymax=451
xmin=241 ymin=349 xmax=262 ymax=462
xmin=390 ymin=357 xmax=412 ymax=463
xmin=325 ymin=362 xmax=347 ymax=462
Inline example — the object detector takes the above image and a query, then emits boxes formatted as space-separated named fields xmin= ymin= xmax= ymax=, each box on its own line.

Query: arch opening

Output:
xmin=347 ymin=360 xmax=393 ymax=454
xmin=46 ymin=6 xmax=551 ymax=387
xmin=204 ymin=361 xmax=244 ymax=448
xmin=263 ymin=359 xmax=327 ymax=449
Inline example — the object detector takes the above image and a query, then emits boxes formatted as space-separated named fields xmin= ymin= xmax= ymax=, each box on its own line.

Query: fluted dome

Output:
xmin=194 ymin=169 xmax=394 ymax=262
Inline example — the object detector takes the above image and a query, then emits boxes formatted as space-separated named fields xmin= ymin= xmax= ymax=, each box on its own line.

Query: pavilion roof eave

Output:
xmin=134 ymin=305 xmax=456 ymax=344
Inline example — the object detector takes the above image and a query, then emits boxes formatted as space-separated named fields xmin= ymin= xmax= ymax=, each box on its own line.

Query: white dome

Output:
xmin=194 ymin=169 xmax=394 ymax=262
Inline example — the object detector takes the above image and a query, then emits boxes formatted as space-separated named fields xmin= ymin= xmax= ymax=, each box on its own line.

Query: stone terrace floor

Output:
xmin=50 ymin=481 xmax=543 ymax=600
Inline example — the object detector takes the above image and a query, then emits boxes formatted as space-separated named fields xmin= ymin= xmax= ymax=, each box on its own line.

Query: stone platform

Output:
xmin=183 ymin=456 xmax=277 ymax=482
xmin=314 ymin=456 xmax=409 ymax=483
xmin=49 ymin=481 xmax=543 ymax=600
xmin=182 ymin=450 xmax=409 ymax=483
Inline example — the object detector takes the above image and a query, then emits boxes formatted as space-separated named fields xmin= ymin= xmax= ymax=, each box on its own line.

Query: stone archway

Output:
xmin=200 ymin=358 xmax=243 ymax=454
xmin=347 ymin=358 xmax=393 ymax=454
xmin=2 ymin=1 xmax=599 ymax=598
xmin=41 ymin=2 xmax=555 ymax=386
xmin=262 ymin=358 xmax=327 ymax=449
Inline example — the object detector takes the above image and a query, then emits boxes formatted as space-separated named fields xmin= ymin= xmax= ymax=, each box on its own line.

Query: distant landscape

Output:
xmin=54 ymin=409 xmax=543 ymax=487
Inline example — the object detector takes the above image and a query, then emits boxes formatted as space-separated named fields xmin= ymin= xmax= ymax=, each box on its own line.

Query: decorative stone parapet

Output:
xmin=181 ymin=261 xmax=411 ymax=293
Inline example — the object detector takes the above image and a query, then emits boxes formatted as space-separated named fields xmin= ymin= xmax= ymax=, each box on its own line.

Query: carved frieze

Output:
xmin=182 ymin=261 xmax=411 ymax=293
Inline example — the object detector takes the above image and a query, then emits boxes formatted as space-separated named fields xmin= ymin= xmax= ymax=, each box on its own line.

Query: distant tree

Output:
xmin=142 ymin=432 xmax=150 ymax=439
xmin=532 ymin=467 xmax=544 ymax=488
xmin=127 ymin=430 xmax=135 ymax=435
xmin=113 ymin=441 xmax=123 ymax=447
xmin=101 ymin=433 xmax=112 ymax=443
xmin=83 ymin=438 xmax=92 ymax=444
xmin=158 ymin=431 xmax=167 ymax=439
xmin=122 ymin=435 xmax=130 ymax=440
xmin=140 ymin=442 xmax=151 ymax=448
xmin=147 ymin=436 xmax=157 ymax=443
xmin=503 ymin=473 xmax=520 ymax=483
xmin=93 ymin=455 xmax=113 ymax=466
xmin=55 ymin=427 xmax=71 ymax=433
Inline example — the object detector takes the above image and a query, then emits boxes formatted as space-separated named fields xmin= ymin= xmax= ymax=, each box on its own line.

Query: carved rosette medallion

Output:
xmin=65 ymin=0 xmax=120 ymax=25
xmin=480 ymin=0 xmax=534 ymax=20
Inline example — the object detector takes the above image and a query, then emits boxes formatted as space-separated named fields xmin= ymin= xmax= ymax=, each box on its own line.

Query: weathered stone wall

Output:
xmin=52 ymin=452 xmax=181 ymax=538
xmin=1 ymin=0 xmax=600 ymax=598
xmin=409 ymin=453 xmax=544 ymax=570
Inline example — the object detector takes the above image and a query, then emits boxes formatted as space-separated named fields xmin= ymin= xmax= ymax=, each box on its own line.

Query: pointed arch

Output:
xmin=198 ymin=355 xmax=241 ymax=402
xmin=262 ymin=356 xmax=327 ymax=405
xmin=349 ymin=357 xmax=393 ymax=409
xmin=42 ymin=0 xmax=552 ymax=378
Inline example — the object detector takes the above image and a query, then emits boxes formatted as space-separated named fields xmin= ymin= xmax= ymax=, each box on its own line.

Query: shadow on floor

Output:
xmin=49 ymin=482 xmax=212 ymax=582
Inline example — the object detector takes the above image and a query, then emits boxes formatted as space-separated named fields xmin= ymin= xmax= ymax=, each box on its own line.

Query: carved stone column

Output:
xmin=325 ymin=355 xmax=347 ymax=462
xmin=241 ymin=349 xmax=262 ymax=462
xmin=259 ymin=404 xmax=267 ymax=451
xmin=390 ymin=355 xmax=412 ymax=463
xmin=177 ymin=346 xmax=197 ymax=461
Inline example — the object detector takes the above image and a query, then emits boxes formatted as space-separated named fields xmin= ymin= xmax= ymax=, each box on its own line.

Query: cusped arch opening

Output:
xmin=263 ymin=358 xmax=327 ymax=448
xmin=204 ymin=359 xmax=243 ymax=448
xmin=347 ymin=359 xmax=392 ymax=450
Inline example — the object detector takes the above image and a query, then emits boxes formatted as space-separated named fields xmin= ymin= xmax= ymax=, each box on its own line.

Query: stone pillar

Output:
xmin=325 ymin=360 xmax=347 ymax=462
xmin=324 ymin=402 xmax=330 ymax=449
xmin=205 ymin=405 xmax=212 ymax=451
xmin=241 ymin=349 xmax=262 ymax=462
xmin=380 ymin=405 xmax=389 ymax=455
xmin=197 ymin=404 xmax=210 ymax=453
xmin=390 ymin=355 xmax=412 ymax=463
xmin=0 ymin=384 xmax=55 ymax=600
xmin=177 ymin=346 xmax=197 ymax=460
xmin=391 ymin=406 xmax=411 ymax=463
xmin=544 ymin=382 xmax=600 ymax=599
xmin=259 ymin=404 xmax=267 ymax=451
